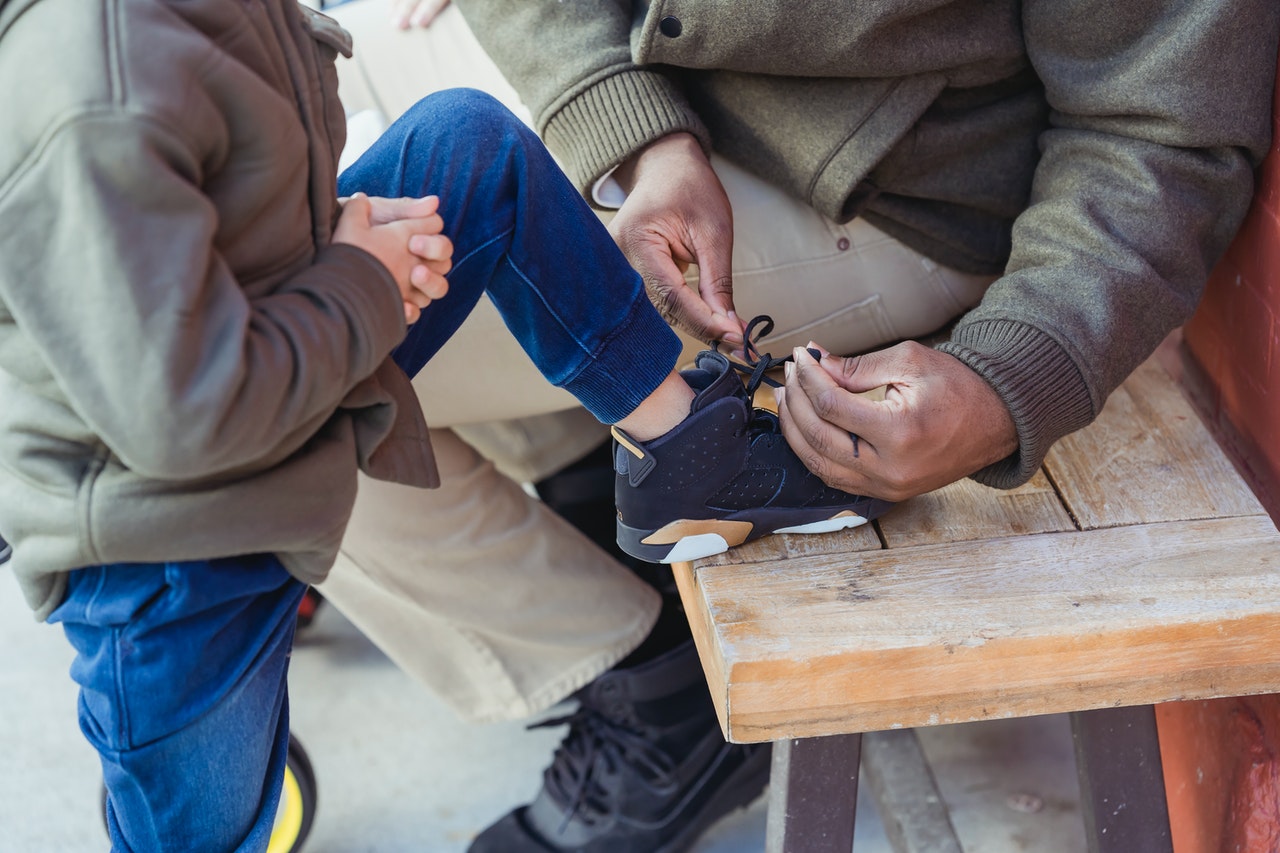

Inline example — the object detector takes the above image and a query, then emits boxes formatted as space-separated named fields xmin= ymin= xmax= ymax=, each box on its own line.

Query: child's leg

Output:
xmin=49 ymin=557 xmax=306 ymax=853
xmin=337 ymin=88 xmax=684 ymax=426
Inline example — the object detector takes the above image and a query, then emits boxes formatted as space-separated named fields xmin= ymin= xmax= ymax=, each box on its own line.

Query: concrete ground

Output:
xmin=2 ymin=567 xmax=1088 ymax=853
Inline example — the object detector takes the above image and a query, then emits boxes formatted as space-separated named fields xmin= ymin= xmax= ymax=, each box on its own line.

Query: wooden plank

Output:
xmin=880 ymin=470 xmax=1074 ymax=549
xmin=686 ymin=515 xmax=1280 ymax=742
xmin=861 ymin=729 xmax=964 ymax=853
xmin=1045 ymin=356 xmax=1264 ymax=529
xmin=672 ymin=561 xmax=732 ymax=735
xmin=693 ymin=522 xmax=882 ymax=568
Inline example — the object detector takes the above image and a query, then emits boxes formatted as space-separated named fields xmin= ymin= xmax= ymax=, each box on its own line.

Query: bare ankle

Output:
xmin=615 ymin=373 xmax=694 ymax=441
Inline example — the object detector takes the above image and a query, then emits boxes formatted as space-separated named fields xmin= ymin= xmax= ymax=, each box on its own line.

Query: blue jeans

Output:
xmin=50 ymin=89 xmax=680 ymax=852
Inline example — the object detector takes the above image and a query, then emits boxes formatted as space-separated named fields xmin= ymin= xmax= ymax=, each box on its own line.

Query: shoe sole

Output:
xmin=618 ymin=509 xmax=873 ymax=564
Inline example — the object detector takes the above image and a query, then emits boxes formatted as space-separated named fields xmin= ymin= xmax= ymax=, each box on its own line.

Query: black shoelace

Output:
xmin=724 ymin=315 xmax=864 ymax=458
xmin=713 ymin=315 xmax=793 ymax=401
xmin=714 ymin=314 xmax=822 ymax=439
xmin=531 ymin=708 xmax=678 ymax=830
xmin=530 ymin=705 xmax=736 ymax=832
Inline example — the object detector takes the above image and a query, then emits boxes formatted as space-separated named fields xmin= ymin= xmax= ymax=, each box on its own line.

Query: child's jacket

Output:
xmin=0 ymin=0 xmax=439 ymax=620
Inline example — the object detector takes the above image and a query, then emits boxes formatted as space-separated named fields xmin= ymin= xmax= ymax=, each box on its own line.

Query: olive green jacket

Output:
xmin=456 ymin=0 xmax=1279 ymax=487
xmin=0 ymin=0 xmax=437 ymax=620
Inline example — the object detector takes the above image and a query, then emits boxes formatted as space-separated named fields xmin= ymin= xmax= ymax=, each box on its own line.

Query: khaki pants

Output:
xmin=321 ymin=0 xmax=994 ymax=722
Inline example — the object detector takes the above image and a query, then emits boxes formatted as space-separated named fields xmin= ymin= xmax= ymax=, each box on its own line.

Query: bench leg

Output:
xmin=764 ymin=734 xmax=862 ymax=853
xmin=1070 ymin=705 xmax=1173 ymax=853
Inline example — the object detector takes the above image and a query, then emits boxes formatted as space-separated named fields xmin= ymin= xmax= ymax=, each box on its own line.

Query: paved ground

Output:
xmin=2 ymin=568 xmax=1087 ymax=852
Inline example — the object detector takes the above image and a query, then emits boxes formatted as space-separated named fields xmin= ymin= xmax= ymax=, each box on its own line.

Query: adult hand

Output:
xmin=334 ymin=193 xmax=453 ymax=323
xmin=391 ymin=0 xmax=450 ymax=29
xmin=609 ymin=133 xmax=744 ymax=347
xmin=775 ymin=341 xmax=1019 ymax=501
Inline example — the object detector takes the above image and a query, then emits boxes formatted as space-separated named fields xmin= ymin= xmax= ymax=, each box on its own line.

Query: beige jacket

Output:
xmin=0 ymin=0 xmax=438 ymax=619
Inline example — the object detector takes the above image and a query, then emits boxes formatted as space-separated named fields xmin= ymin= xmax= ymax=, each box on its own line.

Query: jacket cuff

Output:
xmin=311 ymin=242 xmax=406 ymax=364
xmin=936 ymin=320 xmax=1096 ymax=489
xmin=543 ymin=69 xmax=710 ymax=196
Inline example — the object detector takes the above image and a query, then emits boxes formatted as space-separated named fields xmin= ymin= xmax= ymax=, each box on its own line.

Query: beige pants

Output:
xmin=320 ymin=0 xmax=995 ymax=722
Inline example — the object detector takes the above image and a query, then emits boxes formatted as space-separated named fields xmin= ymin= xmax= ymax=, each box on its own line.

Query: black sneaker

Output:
xmin=614 ymin=321 xmax=893 ymax=564
xmin=467 ymin=640 xmax=770 ymax=853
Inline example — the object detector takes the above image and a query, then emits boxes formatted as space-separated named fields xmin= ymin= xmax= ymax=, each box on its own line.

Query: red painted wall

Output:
xmin=1160 ymin=51 xmax=1280 ymax=853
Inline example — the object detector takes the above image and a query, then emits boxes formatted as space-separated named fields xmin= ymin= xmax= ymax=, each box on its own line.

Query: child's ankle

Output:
xmin=615 ymin=373 xmax=694 ymax=441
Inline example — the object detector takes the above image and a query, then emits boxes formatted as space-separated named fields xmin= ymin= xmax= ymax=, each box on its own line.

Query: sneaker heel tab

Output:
xmin=611 ymin=426 xmax=657 ymax=486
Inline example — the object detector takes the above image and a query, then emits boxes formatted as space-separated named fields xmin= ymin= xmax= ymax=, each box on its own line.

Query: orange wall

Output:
xmin=1161 ymin=53 xmax=1280 ymax=853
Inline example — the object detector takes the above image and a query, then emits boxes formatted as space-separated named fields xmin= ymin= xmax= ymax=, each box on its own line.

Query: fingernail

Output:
xmin=785 ymin=362 xmax=795 ymax=381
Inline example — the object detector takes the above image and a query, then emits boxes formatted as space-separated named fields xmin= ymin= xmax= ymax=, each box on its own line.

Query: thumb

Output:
xmin=370 ymin=195 xmax=440 ymax=225
xmin=342 ymin=192 xmax=372 ymax=223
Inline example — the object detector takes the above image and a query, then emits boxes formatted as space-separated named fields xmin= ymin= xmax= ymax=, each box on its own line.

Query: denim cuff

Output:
xmin=560 ymin=296 xmax=683 ymax=424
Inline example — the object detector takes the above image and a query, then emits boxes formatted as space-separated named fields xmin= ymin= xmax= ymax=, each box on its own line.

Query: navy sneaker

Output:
xmin=614 ymin=327 xmax=893 ymax=564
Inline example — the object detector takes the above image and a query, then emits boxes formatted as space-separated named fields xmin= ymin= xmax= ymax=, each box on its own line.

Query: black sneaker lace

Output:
xmin=530 ymin=707 xmax=679 ymax=830
xmin=713 ymin=315 xmax=791 ymax=401
xmin=530 ymin=705 xmax=740 ymax=833
xmin=714 ymin=314 xmax=814 ymax=437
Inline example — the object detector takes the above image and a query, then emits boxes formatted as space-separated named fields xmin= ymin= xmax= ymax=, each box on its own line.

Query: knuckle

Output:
xmin=703 ymin=274 xmax=733 ymax=296
xmin=650 ymin=285 xmax=682 ymax=325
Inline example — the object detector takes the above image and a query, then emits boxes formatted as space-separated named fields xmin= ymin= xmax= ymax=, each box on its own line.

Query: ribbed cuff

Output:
xmin=560 ymin=296 xmax=683 ymax=424
xmin=543 ymin=69 xmax=710 ymax=196
xmin=937 ymin=320 xmax=1096 ymax=489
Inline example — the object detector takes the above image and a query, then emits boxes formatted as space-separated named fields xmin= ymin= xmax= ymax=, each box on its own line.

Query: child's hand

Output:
xmin=334 ymin=193 xmax=453 ymax=324
xmin=391 ymin=0 xmax=450 ymax=29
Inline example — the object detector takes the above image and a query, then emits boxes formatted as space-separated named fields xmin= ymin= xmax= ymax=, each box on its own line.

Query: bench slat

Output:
xmin=681 ymin=514 xmax=1280 ymax=742
xmin=1045 ymin=358 xmax=1265 ymax=529
xmin=879 ymin=470 xmax=1074 ymax=548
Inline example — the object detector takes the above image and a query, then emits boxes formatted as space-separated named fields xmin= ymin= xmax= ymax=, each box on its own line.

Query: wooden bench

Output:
xmin=672 ymin=343 xmax=1280 ymax=852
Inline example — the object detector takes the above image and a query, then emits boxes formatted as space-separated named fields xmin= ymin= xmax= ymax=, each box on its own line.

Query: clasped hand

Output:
xmin=334 ymin=193 xmax=453 ymax=324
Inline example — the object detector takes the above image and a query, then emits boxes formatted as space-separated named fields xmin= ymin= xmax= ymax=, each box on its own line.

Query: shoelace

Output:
xmin=714 ymin=314 xmax=822 ymax=438
xmin=530 ymin=705 xmax=740 ymax=833
xmin=530 ymin=707 xmax=679 ymax=831
xmin=713 ymin=315 xmax=793 ymax=402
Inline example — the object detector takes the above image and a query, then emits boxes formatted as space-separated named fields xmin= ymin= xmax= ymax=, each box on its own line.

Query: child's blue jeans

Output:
xmin=48 ymin=89 xmax=680 ymax=852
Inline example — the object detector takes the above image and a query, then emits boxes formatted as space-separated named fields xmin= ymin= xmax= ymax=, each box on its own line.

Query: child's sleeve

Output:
xmin=0 ymin=112 xmax=407 ymax=481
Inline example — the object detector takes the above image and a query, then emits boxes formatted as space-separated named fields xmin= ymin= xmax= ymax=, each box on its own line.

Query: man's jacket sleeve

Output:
xmin=938 ymin=0 xmax=1279 ymax=487
xmin=454 ymin=0 xmax=709 ymax=192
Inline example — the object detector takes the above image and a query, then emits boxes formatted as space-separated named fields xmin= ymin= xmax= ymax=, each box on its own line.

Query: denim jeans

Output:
xmin=50 ymin=89 xmax=679 ymax=852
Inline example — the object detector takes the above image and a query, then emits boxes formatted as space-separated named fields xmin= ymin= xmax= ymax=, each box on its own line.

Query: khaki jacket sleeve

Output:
xmin=940 ymin=0 xmax=1279 ymax=487
xmin=0 ymin=112 xmax=407 ymax=481
xmin=453 ymin=0 xmax=709 ymax=192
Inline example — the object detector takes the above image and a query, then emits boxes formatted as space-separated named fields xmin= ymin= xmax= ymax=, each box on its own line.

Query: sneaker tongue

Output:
xmin=685 ymin=350 xmax=747 ymax=413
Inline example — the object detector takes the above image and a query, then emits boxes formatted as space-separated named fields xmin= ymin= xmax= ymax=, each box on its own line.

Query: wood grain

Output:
xmin=879 ymin=471 xmax=1074 ymax=548
xmin=686 ymin=516 xmax=1280 ymax=742
xmin=1045 ymin=357 xmax=1265 ymax=529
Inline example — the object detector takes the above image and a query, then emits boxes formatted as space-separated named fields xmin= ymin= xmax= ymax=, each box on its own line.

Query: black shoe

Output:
xmin=467 ymin=640 xmax=771 ymax=853
xmin=614 ymin=317 xmax=894 ymax=564
xmin=0 ymin=533 xmax=10 ymax=565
